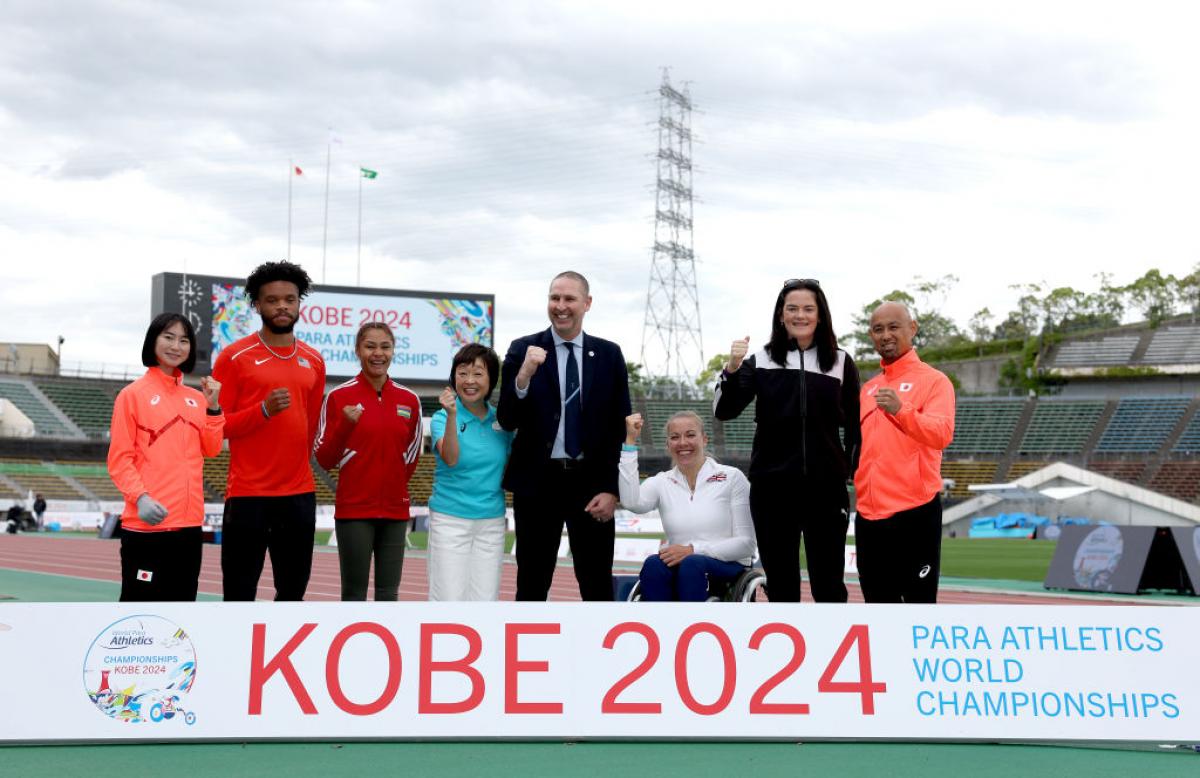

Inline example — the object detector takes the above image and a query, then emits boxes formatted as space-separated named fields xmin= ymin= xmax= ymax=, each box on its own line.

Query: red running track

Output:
xmin=0 ymin=533 xmax=1156 ymax=605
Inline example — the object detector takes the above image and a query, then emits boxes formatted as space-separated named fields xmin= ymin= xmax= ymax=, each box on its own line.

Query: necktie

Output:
xmin=563 ymin=342 xmax=582 ymax=458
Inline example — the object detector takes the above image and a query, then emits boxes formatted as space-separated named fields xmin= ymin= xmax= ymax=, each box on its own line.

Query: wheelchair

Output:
xmin=617 ymin=564 xmax=767 ymax=603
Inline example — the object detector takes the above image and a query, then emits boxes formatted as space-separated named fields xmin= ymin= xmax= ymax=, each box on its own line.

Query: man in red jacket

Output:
xmin=212 ymin=261 xmax=327 ymax=601
xmin=854 ymin=301 xmax=955 ymax=603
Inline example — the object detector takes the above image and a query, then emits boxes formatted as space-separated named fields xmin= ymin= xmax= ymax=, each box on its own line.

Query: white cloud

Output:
xmin=2 ymin=0 xmax=1199 ymax=375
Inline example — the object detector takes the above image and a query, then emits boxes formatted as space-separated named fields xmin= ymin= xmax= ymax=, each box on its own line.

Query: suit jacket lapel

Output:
xmin=540 ymin=328 xmax=561 ymax=404
xmin=580 ymin=333 xmax=595 ymax=414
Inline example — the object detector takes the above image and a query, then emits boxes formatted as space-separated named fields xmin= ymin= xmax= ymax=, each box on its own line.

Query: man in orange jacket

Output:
xmin=854 ymin=301 xmax=955 ymax=603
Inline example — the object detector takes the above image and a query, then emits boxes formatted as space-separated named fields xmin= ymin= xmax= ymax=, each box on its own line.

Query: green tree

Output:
xmin=626 ymin=361 xmax=648 ymax=398
xmin=851 ymin=289 xmax=915 ymax=358
xmin=695 ymin=353 xmax=729 ymax=396
xmin=1123 ymin=269 xmax=1178 ymax=327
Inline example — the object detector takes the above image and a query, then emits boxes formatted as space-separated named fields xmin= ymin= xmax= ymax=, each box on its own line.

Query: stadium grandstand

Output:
xmin=2 ymin=313 xmax=1199 ymax=527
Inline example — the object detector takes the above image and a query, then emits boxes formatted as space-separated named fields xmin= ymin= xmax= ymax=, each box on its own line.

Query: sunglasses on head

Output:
xmin=783 ymin=278 xmax=820 ymax=288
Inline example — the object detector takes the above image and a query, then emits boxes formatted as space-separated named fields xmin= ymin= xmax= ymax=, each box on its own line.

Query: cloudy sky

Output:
xmin=2 ymin=1 xmax=1198 ymax=377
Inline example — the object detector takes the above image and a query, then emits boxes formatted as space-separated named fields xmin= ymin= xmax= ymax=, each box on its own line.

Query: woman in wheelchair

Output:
xmin=619 ymin=410 xmax=757 ymax=601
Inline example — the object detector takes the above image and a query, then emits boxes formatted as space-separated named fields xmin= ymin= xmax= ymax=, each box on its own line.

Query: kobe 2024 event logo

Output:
xmin=83 ymin=615 xmax=197 ymax=725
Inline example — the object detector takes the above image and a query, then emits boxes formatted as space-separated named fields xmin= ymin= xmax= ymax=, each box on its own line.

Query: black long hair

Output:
xmin=141 ymin=312 xmax=198 ymax=374
xmin=766 ymin=279 xmax=839 ymax=372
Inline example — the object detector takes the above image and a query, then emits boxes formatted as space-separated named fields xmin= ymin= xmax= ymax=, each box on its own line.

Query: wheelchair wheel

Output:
xmin=733 ymin=568 xmax=768 ymax=602
xmin=626 ymin=579 xmax=643 ymax=602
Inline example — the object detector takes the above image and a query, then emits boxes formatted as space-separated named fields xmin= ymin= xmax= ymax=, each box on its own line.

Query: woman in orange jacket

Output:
xmin=107 ymin=313 xmax=224 ymax=601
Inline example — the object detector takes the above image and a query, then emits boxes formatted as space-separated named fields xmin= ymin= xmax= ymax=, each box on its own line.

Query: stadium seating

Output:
xmin=1049 ymin=335 xmax=1140 ymax=367
xmin=1086 ymin=460 xmax=1146 ymax=484
xmin=1094 ymin=397 xmax=1191 ymax=453
xmin=1172 ymin=412 xmax=1200 ymax=454
xmin=0 ymin=457 xmax=88 ymax=500
xmin=940 ymin=461 xmax=998 ymax=499
xmin=1147 ymin=461 xmax=1200 ymax=503
xmin=1005 ymin=460 xmax=1050 ymax=480
xmin=1140 ymin=324 xmax=1200 ymax=364
xmin=1018 ymin=400 xmax=1105 ymax=454
xmin=946 ymin=398 xmax=1025 ymax=455
xmin=0 ymin=379 xmax=76 ymax=438
xmin=719 ymin=400 xmax=756 ymax=454
xmin=32 ymin=377 xmax=124 ymax=438
xmin=641 ymin=398 xmax=715 ymax=450
xmin=54 ymin=460 xmax=123 ymax=501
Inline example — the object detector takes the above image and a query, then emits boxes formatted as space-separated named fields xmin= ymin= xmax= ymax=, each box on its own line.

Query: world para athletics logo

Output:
xmin=82 ymin=615 xmax=197 ymax=725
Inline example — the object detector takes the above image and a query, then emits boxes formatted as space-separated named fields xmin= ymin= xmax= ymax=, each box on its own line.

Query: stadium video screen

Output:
xmin=152 ymin=272 xmax=494 ymax=381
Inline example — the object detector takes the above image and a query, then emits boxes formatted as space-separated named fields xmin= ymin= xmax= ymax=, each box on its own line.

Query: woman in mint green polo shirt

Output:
xmin=428 ymin=343 xmax=514 ymax=600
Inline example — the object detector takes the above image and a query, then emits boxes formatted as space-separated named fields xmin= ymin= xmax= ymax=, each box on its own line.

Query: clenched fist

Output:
xmin=199 ymin=376 xmax=222 ymax=409
xmin=516 ymin=345 xmax=547 ymax=389
xmin=726 ymin=336 xmax=751 ymax=373
xmin=625 ymin=413 xmax=644 ymax=445
xmin=263 ymin=387 xmax=291 ymax=416
xmin=439 ymin=386 xmax=457 ymax=414
xmin=342 ymin=403 xmax=364 ymax=424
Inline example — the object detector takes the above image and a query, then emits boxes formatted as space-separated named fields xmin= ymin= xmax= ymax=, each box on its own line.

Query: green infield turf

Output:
xmin=0 ymin=740 xmax=1195 ymax=777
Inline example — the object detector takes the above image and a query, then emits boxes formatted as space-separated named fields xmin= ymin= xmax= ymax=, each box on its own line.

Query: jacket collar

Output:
xmin=456 ymin=395 xmax=496 ymax=424
xmin=355 ymin=371 xmax=392 ymax=395
xmin=145 ymin=367 xmax=183 ymax=388
xmin=668 ymin=456 xmax=718 ymax=489
xmin=881 ymin=347 xmax=921 ymax=379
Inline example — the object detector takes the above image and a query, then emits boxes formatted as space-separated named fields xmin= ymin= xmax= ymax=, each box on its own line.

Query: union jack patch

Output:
xmin=706 ymin=472 xmax=727 ymax=483
xmin=397 ymin=406 xmax=412 ymax=419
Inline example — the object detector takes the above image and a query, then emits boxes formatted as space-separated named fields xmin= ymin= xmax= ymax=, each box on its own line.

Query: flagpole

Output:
xmin=357 ymin=164 xmax=363 ymax=287
xmin=322 ymin=141 xmax=331 ymax=283
xmin=287 ymin=159 xmax=293 ymax=261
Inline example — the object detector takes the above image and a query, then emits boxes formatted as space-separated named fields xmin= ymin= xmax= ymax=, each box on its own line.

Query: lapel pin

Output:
xmin=588 ymin=350 xmax=594 ymax=357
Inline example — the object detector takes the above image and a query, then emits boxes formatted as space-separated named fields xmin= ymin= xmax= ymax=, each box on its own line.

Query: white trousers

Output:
xmin=427 ymin=510 xmax=507 ymax=601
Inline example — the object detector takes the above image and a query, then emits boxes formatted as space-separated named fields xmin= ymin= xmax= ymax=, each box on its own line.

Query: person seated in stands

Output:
xmin=618 ymin=410 xmax=756 ymax=601
xmin=6 ymin=503 xmax=23 ymax=533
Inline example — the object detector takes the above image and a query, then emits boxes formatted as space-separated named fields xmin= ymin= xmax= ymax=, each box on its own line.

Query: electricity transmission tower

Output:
xmin=640 ymin=71 xmax=703 ymax=398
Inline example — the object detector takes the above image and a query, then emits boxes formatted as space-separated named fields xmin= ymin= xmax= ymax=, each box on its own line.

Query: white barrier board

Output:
xmin=0 ymin=603 xmax=1195 ymax=743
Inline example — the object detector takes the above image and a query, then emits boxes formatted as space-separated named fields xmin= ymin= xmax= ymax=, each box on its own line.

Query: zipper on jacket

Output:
xmin=799 ymin=348 xmax=808 ymax=477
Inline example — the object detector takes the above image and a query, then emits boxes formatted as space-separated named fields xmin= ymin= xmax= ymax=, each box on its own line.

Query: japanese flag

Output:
xmin=137 ymin=569 xmax=153 ymax=582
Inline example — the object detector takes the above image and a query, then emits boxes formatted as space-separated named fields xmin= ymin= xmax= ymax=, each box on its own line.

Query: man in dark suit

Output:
xmin=498 ymin=271 xmax=631 ymax=601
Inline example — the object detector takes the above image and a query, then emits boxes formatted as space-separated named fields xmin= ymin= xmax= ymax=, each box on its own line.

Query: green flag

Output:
xmin=360 ymin=167 xmax=378 ymax=179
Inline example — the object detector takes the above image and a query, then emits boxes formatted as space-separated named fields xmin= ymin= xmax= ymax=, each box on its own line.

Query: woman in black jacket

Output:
xmin=713 ymin=279 xmax=860 ymax=602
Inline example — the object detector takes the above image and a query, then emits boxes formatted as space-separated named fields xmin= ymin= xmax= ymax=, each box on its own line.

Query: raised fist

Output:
xmin=726 ymin=336 xmax=751 ymax=373
xmin=625 ymin=413 xmax=644 ymax=445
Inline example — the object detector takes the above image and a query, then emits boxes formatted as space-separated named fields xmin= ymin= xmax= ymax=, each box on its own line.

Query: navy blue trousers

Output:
xmin=639 ymin=554 xmax=745 ymax=601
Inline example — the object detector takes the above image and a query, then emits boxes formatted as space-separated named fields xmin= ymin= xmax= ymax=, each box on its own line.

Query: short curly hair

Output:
xmin=245 ymin=260 xmax=313 ymax=301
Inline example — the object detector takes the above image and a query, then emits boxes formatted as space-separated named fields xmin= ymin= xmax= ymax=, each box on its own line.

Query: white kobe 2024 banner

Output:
xmin=0 ymin=603 xmax=1195 ymax=743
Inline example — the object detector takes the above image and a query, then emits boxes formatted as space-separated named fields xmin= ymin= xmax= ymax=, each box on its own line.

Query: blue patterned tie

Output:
xmin=563 ymin=342 xmax=582 ymax=458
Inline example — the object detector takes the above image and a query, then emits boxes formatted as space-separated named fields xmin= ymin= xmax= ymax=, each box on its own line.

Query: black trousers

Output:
xmin=334 ymin=519 xmax=408 ymax=601
xmin=221 ymin=493 xmax=316 ymax=601
xmin=749 ymin=477 xmax=849 ymax=603
xmin=855 ymin=494 xmax=943 ymax=603
xmin=119 ymin=526 xmax=203 ymax=602
xmin=513 ymin=466 xmax=614 ymax=601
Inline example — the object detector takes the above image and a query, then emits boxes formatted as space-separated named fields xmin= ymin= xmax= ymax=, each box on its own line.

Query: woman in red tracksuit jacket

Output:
xmin=314 ymin=321 xmax=422 ymax=601
xmin=107 ymin=313 xmax=224 ymax=601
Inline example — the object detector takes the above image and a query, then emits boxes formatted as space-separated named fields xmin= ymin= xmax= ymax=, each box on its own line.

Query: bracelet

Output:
xmin=206 ymin=406 xmax=222 ymax=416
xmin=621 ymin=443 xmax=638 ymax=452
xmin=261 ymin=401 xmax=270 ymax=419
